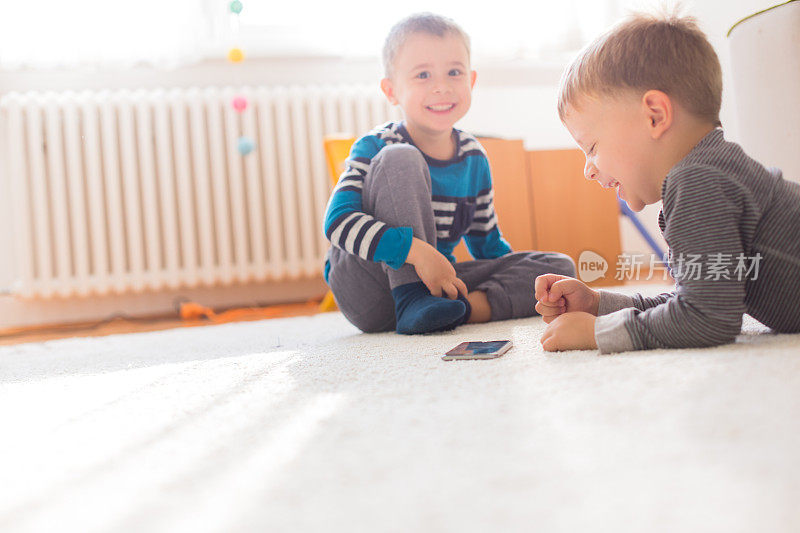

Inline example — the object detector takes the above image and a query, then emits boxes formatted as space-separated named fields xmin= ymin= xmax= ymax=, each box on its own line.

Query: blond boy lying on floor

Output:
xmin=535 ymin=11 xmax=800 ymax=353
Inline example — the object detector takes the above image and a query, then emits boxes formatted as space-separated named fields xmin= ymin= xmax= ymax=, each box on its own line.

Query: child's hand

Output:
xmin=534 ymin=274 xmax=600 ymax=323
xmin=540 ymin=312 xmax=598 ymax=351
xmin=406 ymin=238 xmax=468 ymax=300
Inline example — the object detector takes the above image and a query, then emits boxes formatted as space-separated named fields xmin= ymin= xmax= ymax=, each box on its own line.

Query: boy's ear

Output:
xmin=642 ymin=90 xmax=672 ymax=139
xmin=380 ymin=78 xmax=398 ymax=105
xmin=470 ymin=70 xmax=477 ymax=89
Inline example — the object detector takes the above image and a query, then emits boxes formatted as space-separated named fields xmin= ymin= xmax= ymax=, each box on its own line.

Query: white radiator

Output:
xmin=1 ymin=85 xmax=400 ymax=298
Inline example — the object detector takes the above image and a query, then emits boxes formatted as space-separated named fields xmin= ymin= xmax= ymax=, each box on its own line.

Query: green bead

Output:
xmin=229 ymin=0 xmax=243 ymax=14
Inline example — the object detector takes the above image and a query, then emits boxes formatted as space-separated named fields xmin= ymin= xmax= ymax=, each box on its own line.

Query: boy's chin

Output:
xmin=621 ymin=194 xmax=646 ymax=212
xmin=623 ymin=199 xmax=645 ymax=212
xmin=617 ymin=187 xmax=648 ymax=212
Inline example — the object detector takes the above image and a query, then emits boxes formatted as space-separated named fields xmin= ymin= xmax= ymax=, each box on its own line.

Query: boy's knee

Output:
xmin=374 ymin=143 xmax=425 ymax=171
xmin=366 ymin=144 xmax=430 ymax=197
xmin=545 ymin=252 xmax=577 ymax=277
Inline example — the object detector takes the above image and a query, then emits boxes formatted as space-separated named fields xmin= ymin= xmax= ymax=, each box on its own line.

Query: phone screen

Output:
xmin=442 ymin=340 xmax=512 ymax=360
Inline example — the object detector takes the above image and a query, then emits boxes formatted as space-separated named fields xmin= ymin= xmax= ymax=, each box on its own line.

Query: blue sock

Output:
xmin=392 ymin=282 xmax=467 ymax=335
xmin=457 ymin=293 xmax=472 ymax=325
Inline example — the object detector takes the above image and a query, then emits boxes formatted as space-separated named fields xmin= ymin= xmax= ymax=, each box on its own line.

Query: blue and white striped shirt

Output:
xmin=323 ymin=121 xmax=511 ymax=276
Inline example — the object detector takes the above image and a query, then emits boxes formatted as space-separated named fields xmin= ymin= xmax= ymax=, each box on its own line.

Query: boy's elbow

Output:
xmin=685 ymin=313 xmax=743 ymax=348
xmin=705 ymin=327 xmax=739 ymax=347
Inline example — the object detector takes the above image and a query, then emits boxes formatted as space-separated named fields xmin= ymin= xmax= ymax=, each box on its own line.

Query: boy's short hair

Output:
xmin=382 ymin=13 xmax=471 ymax=78
xmin=557 ymin=11 xmax=722 ymax=126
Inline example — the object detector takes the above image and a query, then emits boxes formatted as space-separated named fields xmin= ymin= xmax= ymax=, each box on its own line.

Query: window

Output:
xmin=0 ymin=0 xmax=215 ymax=69
xmin=229 ymin=0 xmax=624 ymax=61
xmin=1 ymin=0 xmax=659 ymax=69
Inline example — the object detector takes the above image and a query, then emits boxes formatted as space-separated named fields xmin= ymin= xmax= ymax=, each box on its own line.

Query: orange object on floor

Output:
xmin=178 ymin=300 xmax=322 ymax=324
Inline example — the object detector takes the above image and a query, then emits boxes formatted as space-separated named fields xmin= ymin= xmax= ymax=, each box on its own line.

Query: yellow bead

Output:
xmin=227 ymin=48 xmax=244 ymax=63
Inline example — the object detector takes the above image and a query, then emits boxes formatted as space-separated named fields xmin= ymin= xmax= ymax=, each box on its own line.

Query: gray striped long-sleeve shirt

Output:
xmin=595 ymin=128 xmax=800 ymax=353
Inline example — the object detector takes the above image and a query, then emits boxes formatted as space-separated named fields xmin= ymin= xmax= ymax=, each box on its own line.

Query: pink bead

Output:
xmin=232 ymin=96 xmax=248 ymax=112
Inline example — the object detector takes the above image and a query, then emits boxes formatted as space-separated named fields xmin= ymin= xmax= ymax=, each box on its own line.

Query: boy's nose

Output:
xmin=584 ymin=161 xmax=598 ymax=181
xmin=432 ymin=82 xmax=452 ymax=94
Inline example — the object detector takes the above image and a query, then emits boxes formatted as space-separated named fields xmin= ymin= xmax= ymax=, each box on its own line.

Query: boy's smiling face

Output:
xmin=563 ymin=93 xmax=665 ymax=212
xmin=381 ymin=32 xmax=476 ymax=142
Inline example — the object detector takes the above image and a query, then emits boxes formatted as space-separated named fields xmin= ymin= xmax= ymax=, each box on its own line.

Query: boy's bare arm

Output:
xmin=405 ymin=238 xmax=468 ymax=300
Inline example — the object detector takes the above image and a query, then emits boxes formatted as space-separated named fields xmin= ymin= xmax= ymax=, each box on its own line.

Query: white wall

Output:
xmin=0 ymin=0 xmax=781 ymax=327
xmin=0 ymin=109 xmax=11 ymax=295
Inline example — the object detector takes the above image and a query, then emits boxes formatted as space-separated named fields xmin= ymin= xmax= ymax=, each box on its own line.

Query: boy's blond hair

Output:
xmin=557 ymin=11 xmax=722 ymax=126
xmin=382 ymin=12 xmax=471 ymax=78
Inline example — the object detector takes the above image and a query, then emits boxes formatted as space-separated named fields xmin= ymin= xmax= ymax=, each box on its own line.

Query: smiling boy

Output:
xmin=322 ymin=13 xmax=575 ymax=334
xmin=535 ymin=11 xmax=800 ymax=353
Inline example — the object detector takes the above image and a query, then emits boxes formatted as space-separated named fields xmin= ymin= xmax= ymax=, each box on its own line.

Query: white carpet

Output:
xmin=1 ymin=284 xmax=799 ymax=533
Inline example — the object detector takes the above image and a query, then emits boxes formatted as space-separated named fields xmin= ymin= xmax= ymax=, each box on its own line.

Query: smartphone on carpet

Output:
xmin=442 ymin=340 xmax=512 ymax=361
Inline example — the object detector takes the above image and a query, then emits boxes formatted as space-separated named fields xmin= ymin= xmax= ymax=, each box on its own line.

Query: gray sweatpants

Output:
xmin=326 ymin=144 xmax=576 ymax=333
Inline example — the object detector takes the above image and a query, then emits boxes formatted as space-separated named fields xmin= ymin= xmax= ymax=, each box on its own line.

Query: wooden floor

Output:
xmin=0 ymin=300 xmax=325 ymax=347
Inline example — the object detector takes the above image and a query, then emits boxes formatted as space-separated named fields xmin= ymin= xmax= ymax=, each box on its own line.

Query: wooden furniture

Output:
xmin=525 ymin=148 xmax=622 ymax=286
xmin=319 ymin=136 xmax=358 ymax=311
